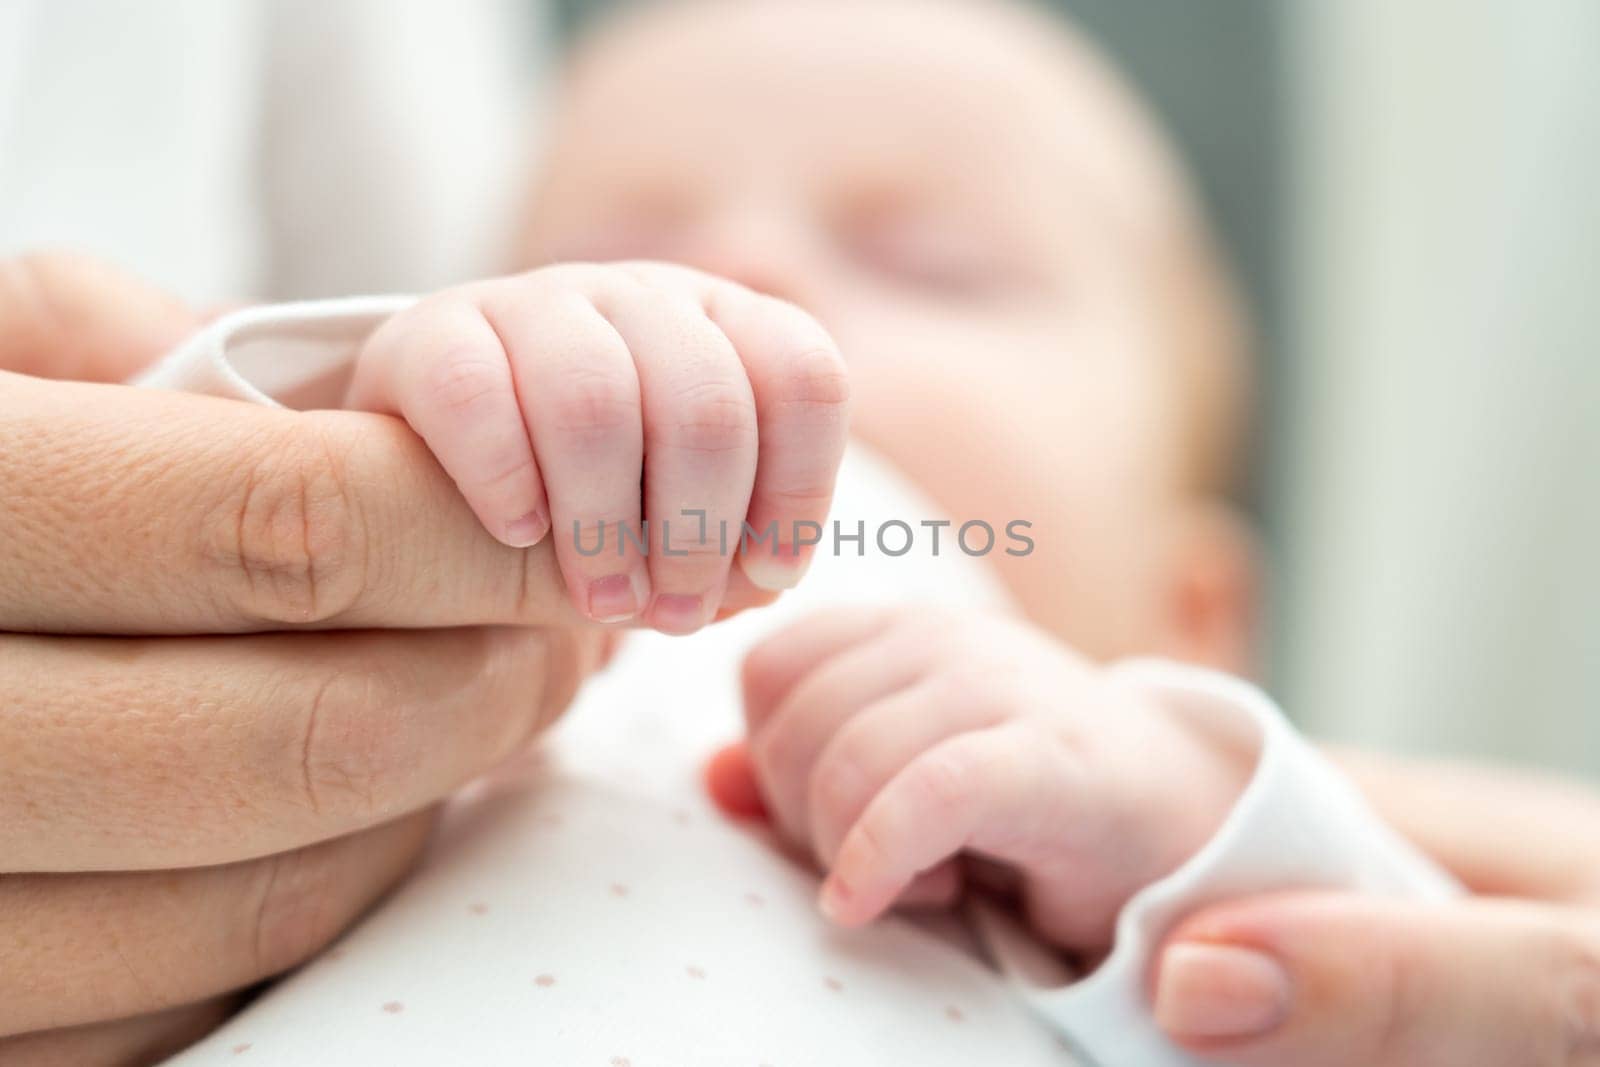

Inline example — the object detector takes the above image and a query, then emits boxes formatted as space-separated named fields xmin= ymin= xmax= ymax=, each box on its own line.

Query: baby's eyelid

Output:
xmin=840 ymin=217 xmax=1016 ymax=295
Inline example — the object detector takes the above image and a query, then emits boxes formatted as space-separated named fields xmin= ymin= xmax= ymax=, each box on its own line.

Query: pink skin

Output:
xmin=522 ymin=0 xmax=1259 ymax=952
xmin=344 ymin=261 xmax=850 ymax=634
xmin=518 ymin=0 xmax=1256 ymax=671
xmin=739 ymin=605 xmax=1250 ymax=952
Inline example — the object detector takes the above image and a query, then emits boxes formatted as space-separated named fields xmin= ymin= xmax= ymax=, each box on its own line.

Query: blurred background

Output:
xmin=4 ymin=0 xmax=1595 ymax=776
xmin=549 ymin=0 xmax=1599 ymax=776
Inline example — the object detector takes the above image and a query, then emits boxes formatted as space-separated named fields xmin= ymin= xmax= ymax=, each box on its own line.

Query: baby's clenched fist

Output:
xmin=345 ymin=262 xmax=850 ymax=634
xmin=726 ymin=606 xmax=1251 ymax=953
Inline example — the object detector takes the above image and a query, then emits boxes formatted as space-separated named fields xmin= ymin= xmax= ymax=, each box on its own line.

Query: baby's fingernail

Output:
xmin=739 ymin=547 xmax=811 ymax=592
xmin=1155 ymin=943 xmax=1291 ymax=1040
xmin=505 ymin=509 xmax=549 ymax=548
xmin=651 ymin=594 xmax=704 ymax=635
xmin=588 ymin=573 xmax=644 ymax=623
xmin=817 ymin=875 xmax=851 ymax=923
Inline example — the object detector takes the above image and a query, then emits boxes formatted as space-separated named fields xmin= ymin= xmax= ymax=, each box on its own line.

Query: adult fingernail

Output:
xmin=588 ymin=573 xmax=643 ymax=622
xmin=505 ymin=509 xmax=549 ymax=548
xmin=1155 ymin=943 xmax=1291 ymax=1040
xmin=651 ymin=594 xmax=704 ymax=635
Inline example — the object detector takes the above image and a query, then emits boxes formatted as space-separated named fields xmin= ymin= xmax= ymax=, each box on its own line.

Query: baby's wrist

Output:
xmin=1109 ymin=676 xmax=1259 ymax=879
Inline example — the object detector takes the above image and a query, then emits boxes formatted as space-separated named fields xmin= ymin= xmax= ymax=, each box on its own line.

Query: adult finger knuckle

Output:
xmin=473 ymin=626 xmax=567 ymax=751
xmin=206 ymin=423 xmax=365 ymax=625
xmin=1363 ymin=935 xmax=1430 ymax=1060
xmin=525 ymin=627 xmax=582 ymax=734
xmin=246 ymin=847 xmax=346 ymax=977
xmin=293 ymin=664 xmax=407 ymax=822
xmin=1553 ymin=930 xmax=1600 ymax=1063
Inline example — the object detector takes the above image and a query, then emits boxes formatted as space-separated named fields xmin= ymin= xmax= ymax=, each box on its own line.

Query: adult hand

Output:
xmin=1152 ymin=750 xmax=1600 ymax=1066
xmin=0 ymin=253 xmax=618 ymax=1065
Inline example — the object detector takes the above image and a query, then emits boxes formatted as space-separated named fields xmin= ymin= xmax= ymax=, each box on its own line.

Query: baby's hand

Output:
xmin=725 ymin=607 xmax=1250 ymax=952
xmin=345 ymin=262 xmax=850 ymax=634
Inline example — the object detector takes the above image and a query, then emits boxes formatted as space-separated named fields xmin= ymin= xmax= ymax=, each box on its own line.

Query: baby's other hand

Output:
xmin=345 ymin=262 xmax=850 ymax=634
xmin=724 ymin=606 xmax=1251 ymax=953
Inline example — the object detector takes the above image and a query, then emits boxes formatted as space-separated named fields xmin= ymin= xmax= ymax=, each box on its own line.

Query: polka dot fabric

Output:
xmin=167 ymin=776 xmax=1078 ymax=1066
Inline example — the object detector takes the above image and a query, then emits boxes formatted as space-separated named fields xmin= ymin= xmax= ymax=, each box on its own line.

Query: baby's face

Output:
xmin=523 ymin=0 xmax=1232 ymax=662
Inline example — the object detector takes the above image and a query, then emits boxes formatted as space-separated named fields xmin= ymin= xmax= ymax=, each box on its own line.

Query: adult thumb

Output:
xmin=0 ymin=250 xmax=199 ymax=382
xmin=1152 ymin=891 xmax=1600 ymax=1067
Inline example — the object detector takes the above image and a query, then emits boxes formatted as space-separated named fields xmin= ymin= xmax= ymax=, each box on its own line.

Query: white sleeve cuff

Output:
xmin=132 ymin=296 xmax=414 ymax=408
xmin=977 ymin=659 xmax=1462 ymax=1067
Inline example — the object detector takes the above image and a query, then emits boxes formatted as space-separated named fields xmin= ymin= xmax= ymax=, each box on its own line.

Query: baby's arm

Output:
xmin=344 ymin=262 xmax=850 ymax=634
xmin=721 ymin=605 xmax=1252 ymax=953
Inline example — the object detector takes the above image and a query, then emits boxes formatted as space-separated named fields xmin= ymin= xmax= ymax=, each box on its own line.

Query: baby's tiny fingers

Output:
xmin=348 ymin=299 xmax=548 ymax=548
xmin=749 ymin=631 xmax=936 ymax=846
xmin=807 ymin=677 xmax=1011 ymax=867
xmin=701 ymin=287 xmax=850 ymax=592
xmin=484 ymin=286 xmax=651 ymax=624
xmin=741 ymin=607 xmax=903 ymax=731
xmin=605 ymin=274 xmax=757 ymax=634
xmin=820 ymin=726 xmax=1043 ymax=927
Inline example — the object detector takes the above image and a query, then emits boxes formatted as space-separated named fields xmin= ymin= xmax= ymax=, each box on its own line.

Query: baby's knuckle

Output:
xmin=774 ymin=343 xmax=851 ymax=411
xmin=205 ymin=425 xmax=365 ymax=625
xmin=750 ymin=729 xmax=795 ymax=785
xmin=933 ymin=664 xmax=1006 ymax=719
xmin=421 ymin=347 xmax=507 ymax=420
xmin=907 ymin=747 xmax=975 ymax=815
xmin=293 ymin=665 xmax=408 ymax=822
xmin=759 ymin=483 xmax=836 ymax=510
xmin=810 ymin=752 xmax=866 ymax=821
xmin=465 ymin=448 xmax=538 ymax=495
xmin=665 ymin=380 xmax=757 ymax=456
xmin=896 ymin=605 xmax=964 ymax=644
xmin=656 ymin=529 xmax=726 ymax=561
xmin=550 ymin=370 xmax=639 ymax=445
xmin=847 ymin=817 xmax=890 ymax=869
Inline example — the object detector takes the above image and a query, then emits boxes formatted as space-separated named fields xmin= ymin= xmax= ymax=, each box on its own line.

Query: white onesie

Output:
xmin=139 ymin=301 xmax=1460 ymax=1067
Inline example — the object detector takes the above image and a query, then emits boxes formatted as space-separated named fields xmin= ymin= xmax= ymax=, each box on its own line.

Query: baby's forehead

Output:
xmin=554 ymin=0 xmax=1171 ymax=216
